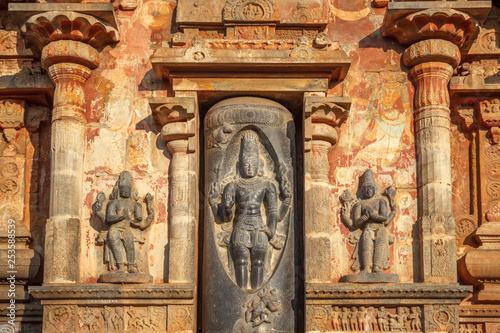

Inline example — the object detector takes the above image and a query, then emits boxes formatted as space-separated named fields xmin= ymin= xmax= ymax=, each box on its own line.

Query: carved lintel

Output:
xmin=8 ymin=3 xmax=119 ymax=55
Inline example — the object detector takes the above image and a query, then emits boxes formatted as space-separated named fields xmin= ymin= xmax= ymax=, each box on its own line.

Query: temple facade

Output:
xmin=0 ymin=0 xmax=499 ymax=332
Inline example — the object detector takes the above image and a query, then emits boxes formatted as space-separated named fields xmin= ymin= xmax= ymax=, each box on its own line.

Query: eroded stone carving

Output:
xmin=93 ymin=171 xmax=154 ymax=283
xmin=340 ymin=170 xmax=398 ymax=283
xmin=243 ymin=288 xmax=281 ymax=328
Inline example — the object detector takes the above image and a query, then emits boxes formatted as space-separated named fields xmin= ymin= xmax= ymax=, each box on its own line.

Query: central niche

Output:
xmin=203 ymin=96 xmax=296 ymax=332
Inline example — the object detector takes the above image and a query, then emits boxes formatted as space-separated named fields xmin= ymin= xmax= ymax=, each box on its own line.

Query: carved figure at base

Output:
xmin=244 ymin=289 xmax=281 ymax=328
xmin=93 ymin=171 xmax=154 ymax=283
xmin=340 ymin=170 xmax=398 ymax=283
xmin=210 ymin=131 xmax=291 ymax=290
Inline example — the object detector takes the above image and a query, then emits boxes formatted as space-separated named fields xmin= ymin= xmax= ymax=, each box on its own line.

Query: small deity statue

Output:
xmin=93 ymin=171 xmax=154 ymax=283
xmin=210 ymin=130 xmax=291 ymax=290
xmin=339 ymin=169 xmax=398 ymax=283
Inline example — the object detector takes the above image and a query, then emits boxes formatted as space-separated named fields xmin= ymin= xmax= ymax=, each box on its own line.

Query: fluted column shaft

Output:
xmin=42 ymin=40 xmax=98 ymax=283
xmin=404 ymin=39 xmax=460 ymax=283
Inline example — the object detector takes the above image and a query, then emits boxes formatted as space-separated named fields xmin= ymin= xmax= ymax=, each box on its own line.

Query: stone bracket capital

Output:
xmin=479 ymin=99 xmax=500 ymax=144
xmin=0 ymin=99 xmax=25 ymax=143
xmin=382 ymin=1 xmax=490 ymax=51
xmin=9 ymin=3 xmax=119 ymax=56
xmin=150 ymin=97 xmax=197 ymax=152
xmin=453 ymin=97 xmax=500 ymax=144
xmin=304 ymin=96 xmax=351 ymax=148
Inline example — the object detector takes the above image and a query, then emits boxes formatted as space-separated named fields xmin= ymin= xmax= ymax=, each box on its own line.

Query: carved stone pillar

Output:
xmin=304 ymin=95 xmax=350 ymax=283
xmin=151 ymin=96 xmax=197 ymax=284
xmin=10 ymin=4 xmax=119 ymax=283
xmin=382 ymin=3 xmax=490 ymax=331
xmin=403 ymin=39 xmax=461 ymax=283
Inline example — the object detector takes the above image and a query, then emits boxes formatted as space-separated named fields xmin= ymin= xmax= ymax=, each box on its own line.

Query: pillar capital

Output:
xmin=381 ymin=2 xmax=490 ymax=51
xmin=9 ymin=3 xmax=119 ymax=57
xmin=404 ymin=39 xmax=461 ymax=69
xmin=150 ymin=97 xmax=197 ymax=153
xmin=303 ymin=96 xmax=351 ymax=146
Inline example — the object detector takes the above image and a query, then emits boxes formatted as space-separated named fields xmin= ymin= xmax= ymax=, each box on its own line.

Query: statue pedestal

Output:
xmin=30 ymin=284 xmax=195 ymax=333
xmin=99 ymin=272 xmax=153 ymax=284
xmin=341 ymin=272 xmax=399 ymax=283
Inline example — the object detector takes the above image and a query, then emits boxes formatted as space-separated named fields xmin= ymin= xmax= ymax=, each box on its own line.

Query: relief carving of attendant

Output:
xmin=93 ymin=171 xmax=154 ymax=283
xmin=340 ymin=170 xmax=398 ymax=283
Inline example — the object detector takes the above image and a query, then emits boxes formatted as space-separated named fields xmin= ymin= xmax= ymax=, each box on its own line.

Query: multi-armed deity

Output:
xmin=340 ymin=170 xmax=398 ymax=282
xmin=209 ymin=130 xmax=291 ymax=290
xmin=93 ymin=171 xmax=154 ymax=283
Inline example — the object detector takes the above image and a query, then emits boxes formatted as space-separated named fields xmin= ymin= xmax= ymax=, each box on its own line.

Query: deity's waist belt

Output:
xmin=235 ymin=216 xmax=264 ymax=230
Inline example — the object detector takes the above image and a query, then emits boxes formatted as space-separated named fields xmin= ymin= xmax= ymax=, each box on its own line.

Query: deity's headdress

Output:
xmin=359 ymin=170 xmax=377 ymax=195
xmin=240 ymin=131 xmax=259 ymax=158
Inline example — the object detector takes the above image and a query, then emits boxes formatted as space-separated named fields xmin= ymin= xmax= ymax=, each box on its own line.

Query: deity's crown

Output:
xmin=359 ymin=170 xmax=376 ymax=188
xmin=118 ymin=171 xmax=134 ymax=188
xmin=241 ymin=131 xmax=259 ymax=157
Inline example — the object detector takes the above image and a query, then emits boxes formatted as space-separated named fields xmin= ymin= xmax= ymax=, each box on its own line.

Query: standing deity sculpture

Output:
xmin=92 ymin=171 xmax=154 ymax=283
xmin=203 ymin=97 xmax=296 ymax=332
xmin=209 ymin=130 xmax=291 ymax=290
xmin=339 ymin=169 xmax=398 ymax=283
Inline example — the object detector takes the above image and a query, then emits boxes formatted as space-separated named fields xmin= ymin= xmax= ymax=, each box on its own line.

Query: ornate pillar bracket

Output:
xmin=303 ymin=96 xmax=350 ymax=283
xmin=8 ymin=4 xmax=119 ymax=284
xmin=150 ymin=97 xmax=198 ymax=285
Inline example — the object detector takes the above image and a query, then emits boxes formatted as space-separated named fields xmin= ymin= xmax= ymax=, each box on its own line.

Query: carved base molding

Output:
xmin=459 ymin=304 xmax=500 ymax=333
xmin=0 ymin=290 xmax=43 ymax=333
xmin=29 ymin=284 xmax=195 ymax=333
xmin=306 ymin=283 xmax=471 ymax=332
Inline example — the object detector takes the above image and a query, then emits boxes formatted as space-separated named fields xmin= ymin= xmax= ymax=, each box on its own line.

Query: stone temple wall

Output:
xmin=0 ymin=0 xmax=498 ymax=332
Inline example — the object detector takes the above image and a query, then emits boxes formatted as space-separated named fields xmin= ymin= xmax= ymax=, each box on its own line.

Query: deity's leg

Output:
xmin=361 ymin=230 xmax=374 ymax=272
xmin=372 ymin=227 xmax=387 ymax=272
xmin=251 ymin=244 xmax=267 ymax=289
xmin=107 ymin=227 xmax=125 ymax=270
xmin=233 ymin=245 xmax=249 ymax=289
xmin=123 ymin=229 xmax=137 ymax=272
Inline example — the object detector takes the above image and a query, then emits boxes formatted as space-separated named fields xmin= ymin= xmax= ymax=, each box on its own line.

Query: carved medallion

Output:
xmin=456 ymin=216 xmax=477 ymax=238
xmin=223 ymin=0 xmax=280 ymax=22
